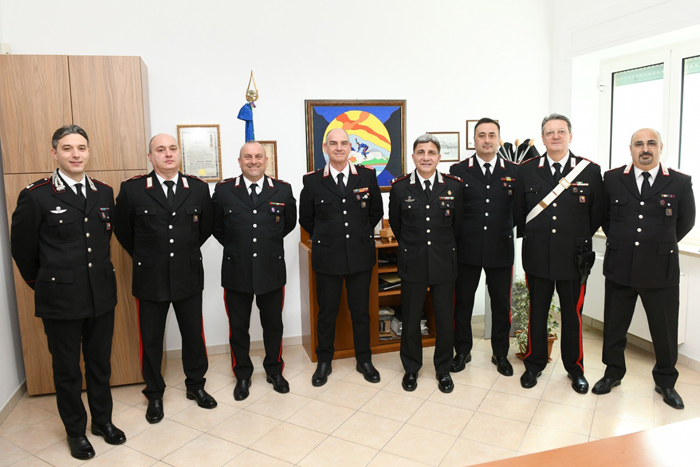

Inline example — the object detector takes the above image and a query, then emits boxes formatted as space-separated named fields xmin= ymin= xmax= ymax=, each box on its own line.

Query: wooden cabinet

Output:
xmin=0 ymin=55 xmax=150 ymax=395
xmin=299 ymin=230 xmax=437 ymax=362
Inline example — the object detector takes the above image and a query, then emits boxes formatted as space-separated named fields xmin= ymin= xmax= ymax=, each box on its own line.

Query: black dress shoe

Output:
xmin=91 ymin=422 xmax=126 ymax=445
xmin=592 ymin=377 xmax=621 ymax=395
xmin=568 ymin=374 xmax=589 ymax=394
xmin=67 ymin=435 xmax=95 ymax=460
xmin=491 ymin=356 xmax=514 ymax=376
xmin=402 ymin=372 xmax=418 ymax=392
xmin=356 ymin=362 xmax=381 ymax=383
xmin=267 ymin=374 xmax=290 ymax=394
xmin=312 ymin=362 xmax=332 ymax=387
xmin=146 ymin=398 xmax=164 ymax=424
xmin=186 ymin=388 xmax=218 ymax=408
xmin=436 ymin=373 xmax=454 ymax=393
xmin=450 ymin=353 xmax=472 ymax=373
xmin=655 ymin=385 xmax=685 ymax=409
xmin=234 ymin=379 xmax=251 ymax=401
xmin=520 ymin=370 xmax=542 ymax=388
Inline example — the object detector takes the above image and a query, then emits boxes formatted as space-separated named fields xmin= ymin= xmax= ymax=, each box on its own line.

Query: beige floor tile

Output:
xmin=8 ymin=456 xmax=52 ymax=466
xmin=460 ymin=412 xmax=529 ymax=451
xmin=491 ymin=373 xmax=544 ymax=400
xmin=286 ymin=400 xmax=354 ymax=434
xmin=439 ymin=437 xmax=515 ymax=467
xmin=110 ymin=384 xmax=147 ymax=407
xmin=367 ymin=451 xmax=430 ymax=467
xmin=590 ymin=410 xmax=654 ymax=438
xmin=383 ymin=424 xmax=456 ymax=466
xmin=541 ymin=380 xmax=597 ymax=410
xmin=594 ymin=390 xmax=655 ymax=420
xmin=624 ymin=355 xmax=655 ymax=377
xmin=449 ymin=365 xmax=499 ymax=390
xmin=298 ymin=436 xmax=378 ymax=466
xmin=286 ymin=370 xmax=338 ymax=399
xmin=125 ymin=419 xmax=201 ymax=459
xmin=279 ymin=346 xmax=314 ymax=373
xmin=110 ymin=407 xmax=155 ymax=439
xmin=359 ymin=390 xmax=423 ymax=422
xmin=34 ymin=439 xmax=90 ymax=467
xmin=5 ymin=417 xmax=65 ymax=454
xmin=162 ymin=433 xmax=244 ymax=467
xmin=89 ymin=445 xmax=157 ymax=466
xmin=172 ymin=370 xmax=235 ymax=395
xmin=250 ymin=423 xmax=326 ymax=464
xmin=208 ymin=410 xmax=280 ymax=447
xmin=24 ymin=395 xmax=60 ymax=417
xmin=407 ymin=401 xmax=474 ymax=436
xmin=605 ymin=374 xmax=654 ymax=398
xmin=211 ymin=376 xmax=273 ymax=409
xmin=317 ymin=381 xmax=379 ymax=410
xmin=677 ymin=365 xmax=700 ymax=385
xmin=341 ymin=366 xmax=398 ymax=389
xmin=0 ymin=402 xmax=54 ymax=438
xmin=427 ymin=383 xmax=489 ymax=412
xmin=653 ymin=399 xmax=700 ymax=426
xmin=302 ymin=357 xmax=356 ymax=381
xmin=223 ymin=449 xmax=293 ymax=466
xmin=209 ymin=358 xmax=235 ymax=376
xmin=674 ymin=382 xmax=700 ymax=406
xmin=518 ymin=423 xmax=589 ymax=454
xmin=170 ymin=400 xmax=239 ymax=432
xmin=464 ymin=349 xmax=499 ymax=371
xmin=0 ymin=437 xmax=31 ymax=466
xmin=368 ymin=351 xmax=405 ymax=373
xmin=382 ymin=372 xmax=438 ymax=400
xmin=332 ymin=411 xmax=403 ymax=450
xmin=477 ymin=391 xmax=539 ymax=423
xmin=246 ymin=391 xmax=312 ymax=421
xmin=530 ymin=400 xmax=594 ymax=435
xmin=136 ymin=388 xmax=197 ymax=421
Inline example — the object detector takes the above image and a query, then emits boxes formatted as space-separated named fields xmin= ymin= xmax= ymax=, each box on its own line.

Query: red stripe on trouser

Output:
xmin=523 ymin=273 xmax=533 ymax=360
xmin=223 ymin=289 xmax=237 ymax=373
xmin=278 ymin=286 xmax=285 ymax=372
xmin=574 ymin=283 xmax=586 ymax=372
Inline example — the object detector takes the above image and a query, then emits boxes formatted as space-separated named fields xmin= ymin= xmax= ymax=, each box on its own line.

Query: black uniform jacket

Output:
xmin=602 ymin=163 xmax=695 ymax=288
xmin=388 ymin=171 xmax=464 ymax=284
xmin=450 ymin=155 xmax=518 ymax=268
xmin=513 ymin=152 xmax=604 ymax=281
xmin=114 ymin=171 xmax=213 ymax=302
xmin=299 ymin=163 xmax=383 ymax=275
xmin=212 ymin=175 xmax=297 ymax=295
xmin=11 ymin=170 xmax=117 ymax=319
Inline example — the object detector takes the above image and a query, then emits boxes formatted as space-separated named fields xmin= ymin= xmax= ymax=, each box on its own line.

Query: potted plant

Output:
xmin=510 ymin=277 xmax=560 ymax=361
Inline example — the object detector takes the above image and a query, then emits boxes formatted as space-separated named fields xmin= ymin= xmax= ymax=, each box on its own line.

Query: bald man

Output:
xmin=114 ymin=134 xmax=217 ymax=423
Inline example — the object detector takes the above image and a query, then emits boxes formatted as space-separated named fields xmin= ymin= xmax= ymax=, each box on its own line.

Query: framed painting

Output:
xmin=305 ymin=100 xmax=406 ymax=191
xmin=428 ymin=131 xmax=460 ymax=162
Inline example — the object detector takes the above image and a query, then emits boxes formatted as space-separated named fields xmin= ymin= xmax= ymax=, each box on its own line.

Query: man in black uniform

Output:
xmin=389 ymin=133 xmax=464 ymax=393
xmin=513 ymin=114 xmax=604 ymax=392
xmin=299 ymin=128 xmax=383 ymax=387
xmin=593 ymin=128 xmax=695 ymax=409
xmin=11 ymin=125 xmax=125 ymax=460
xmin=114 ymin=133 xmax=216 ymax=423
xmin=212 ymin=141 xmax=297 ymax=401
xmin=450 ymin=118 xmax=518 ymax=376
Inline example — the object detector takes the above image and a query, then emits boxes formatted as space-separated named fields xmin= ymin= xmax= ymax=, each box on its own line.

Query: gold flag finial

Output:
xmin=246 ymin=71 xmax=259 ymax=102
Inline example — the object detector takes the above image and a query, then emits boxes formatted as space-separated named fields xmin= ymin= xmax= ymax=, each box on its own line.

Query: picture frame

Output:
xmin=177 ymin=124 xmax=222 ymax=182
xmin=305 ymin=100 xmax=406 ymax=191
xmin=257 ymin=140 xmax=278 ymax=179
xmin=466 ymin=119 xmax=499 ymax=150
xmin=428 ymin=131 xmax=460 ymax=162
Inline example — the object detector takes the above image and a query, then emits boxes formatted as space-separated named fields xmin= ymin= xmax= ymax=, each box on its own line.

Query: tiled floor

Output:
xmin=2 ymin=322 xmax=700 ymax=466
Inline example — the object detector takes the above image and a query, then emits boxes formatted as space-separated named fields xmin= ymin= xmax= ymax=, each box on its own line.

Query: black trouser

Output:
xmin=401 ymin=281 xmax=454 ymax=374
xmin=42 ymin=311 xmax=114 ymax=437
xmin=314 ymin=270 xmax=372 ymax=364
xmin=137 ymin=293 xmax=208 ymax=400
xmin=225 ymin=287 xmax=285 ymax=380
xmin=603 ymin=279 xmax=679 ymax=388
xmin=454 ymin=264 xmax=513 ymax=357
xmin=523 ymin=274 xmax=586 ymax=376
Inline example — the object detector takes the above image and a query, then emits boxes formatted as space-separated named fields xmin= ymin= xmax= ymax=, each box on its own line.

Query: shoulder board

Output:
xmin=271 ymin=177 xmax=291 ymax=185
xmin=184 ymin=174 xmax=207 ymax=183
xmin=355 ymin=164 xmax=375 ymax=171
xmin=604 ymin=165 xmax=626 ymax=174
xmin=90 ymin=178 xmax=111 ymax=188
xmin=124 ymin=174 xmax=147 ymax=182
xmin=504 ymin=159 xmax=518 ymax=166
xmin=25 ymin=178 xmax=51 ymax=191
xmin=450 ymin=160 xmax=468 ymax=169
xmin=668 ymin=167 xmax=690 ymax=177
xmin=577 ymin=156 xmax=599 ymax=166
xmin=520 ymin=156 xmax=542 ymax=166
xmin=443 ymin=173 xmax=463 ymax=182
xmin=391 ymin=173 xmax=410 ymax=185
xmin=217 ymin=177 xmax=235 ymax=185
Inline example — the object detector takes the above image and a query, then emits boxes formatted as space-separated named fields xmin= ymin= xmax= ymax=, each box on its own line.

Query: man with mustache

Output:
xmin=593 ymin=128 xmax=695 ymax=409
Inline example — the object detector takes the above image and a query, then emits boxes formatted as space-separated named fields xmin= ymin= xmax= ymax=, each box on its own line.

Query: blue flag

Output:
xmin=237 ymin=103 xmax=254 ymax=141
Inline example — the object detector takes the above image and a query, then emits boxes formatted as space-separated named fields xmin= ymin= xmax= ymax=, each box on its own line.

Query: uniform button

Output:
xmin=88 ymin=262 xmax=93 ymax=268
xmin=426 ymin=217 xmax=430 ymax=221
xmin=317 ymin=240 xmax=321 ymax=243
xmin=321 ymin=200 xmax=324 ymax=203
xmin=346 ymin=234 xmax=350 ymax=238
xmin=253 ymin=253 xmax=258 ymax=257
xmin=486 ymin=199 xmax=490 ymax=203
xmin=426 ymin=229 xmax=431 ymax=233
xmin=637 ymin=228 xmax=642 ymax=232
xmin=170 ymin=252 xmax=174 ymax=257
xmin=342 ymin=199 xmax=346 ymax=203
xmin=84 ymin=217 xmax=88 ymax=223
xmin=170 ymin=239 xmax=174 ymax=243
xmin=172 ymin=212 xmax=176 ymax=216
xmin=671 ymin=250 xmax=674 ymax=253
xmin=59 ymin=220 xmax=63 ymax=224
xmin=343 ymin=211 xmax=347 ymax=215
xmin=485 ymin=213 xmax=489 ymax=216
xmin=427 ymin=241 xmax=432 ymax=245
xmin=144 ymin=210 xmax=148 ymax=213
xmin=253 ymin=238 xmax=257 ymax=242
xmin=169 ymin=225 xmax=173 ymax=229
xmin=553 ymin=203 xmax=558 ymax=207
xmin=552 ymin=229 xmax=557 ymax=233
xmin=51 ymin=277 xmax=55 ymax=281
xmin=253 ymin=209 xmax=257 ymax=214
xmin=640 ymin=201 xmax=645 ymax=206
xmin=484 ymin=226 xmax=488 ymax=230
xmin=87 ymin=248 xmax=92 ymax=253
xmin=639 ymin=215 xmax=643 ymax=219
xmin=553 ymin=216 xmax=557 ymax=220
xmin=345 ymin=222 xmax=348 ymax=226
xmin=253 ymin=224 xmax=257 ymax=228
xmin=426 ymin=205 xmax=430 ymax=209
xmin=137 ymin=262 xmax=141 ymax=266
xmin=635 ymin=242 xmax=639 ymax=246
xmin=486 ymin=185 xmax=490 ymax=189
xmin=85 ymin=233 xmax=90 ymax=238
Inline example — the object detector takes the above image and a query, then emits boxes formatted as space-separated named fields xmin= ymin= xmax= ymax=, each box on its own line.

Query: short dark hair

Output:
xmin=474 ymin=118 xmax=500 ymax=136
xmin=52 ymin=125 xmax=89 ymax=149
xmin=412 ymin=133 xmax=441 ymax=153
xmin=541 ymin=113 xmax=572 ymax=134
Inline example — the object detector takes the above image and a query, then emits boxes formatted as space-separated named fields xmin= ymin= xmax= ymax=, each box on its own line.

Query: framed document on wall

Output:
xmin=257 ymin=140 xmax=278 ymax=179
xmin=177 ymin=124 xmax=222 ymax=182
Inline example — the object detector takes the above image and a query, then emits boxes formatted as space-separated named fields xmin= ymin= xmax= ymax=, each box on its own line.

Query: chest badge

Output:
xmin=51 ymin=206 xmax=67 ymax=214
xmin=405 ymin=196 xmax=415 ymax=203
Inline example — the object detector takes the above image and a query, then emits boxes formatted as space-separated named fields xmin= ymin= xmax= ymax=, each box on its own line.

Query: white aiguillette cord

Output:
xmin=525 ymin=159 xmax=590 ymax=224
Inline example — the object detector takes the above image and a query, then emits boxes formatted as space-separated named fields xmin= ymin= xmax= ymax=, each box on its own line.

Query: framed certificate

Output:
xmin=257 ymin=140 xmax=278 ymax=179
xmin=177 ymin=124 xmax=222 ymax=182
xmin=428 ymin=131 xmax=460 ymax=162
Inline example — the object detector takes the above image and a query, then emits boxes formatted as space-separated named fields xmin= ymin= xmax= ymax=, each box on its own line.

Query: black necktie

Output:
xmin=250 ymin=182 xmax=259 ymax=205
xmin=75 ymin=182 xmax=86 ymax=207
xmin=424 ymin=180 xmax=432 ymax=198
xmin=552 ymin=162 xmax=562 ymax=182
xmin=337 ymin=173 xmax=345 ymax=196
xmin=641 ymin=172 xmax=651 ymax=199
xmin=484 ymin=163 xmax=492 ymax=180
xmin=164 ymin=180 xmax=175 ymax=210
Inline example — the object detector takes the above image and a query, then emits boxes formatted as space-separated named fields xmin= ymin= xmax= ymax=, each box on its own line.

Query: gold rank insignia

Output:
xmin=447 ymin=190 xmax=452 ymax=195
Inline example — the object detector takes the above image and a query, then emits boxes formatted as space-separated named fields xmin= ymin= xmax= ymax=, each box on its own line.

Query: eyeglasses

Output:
xmin=543 ymin=129 xmax=569 ymax=138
